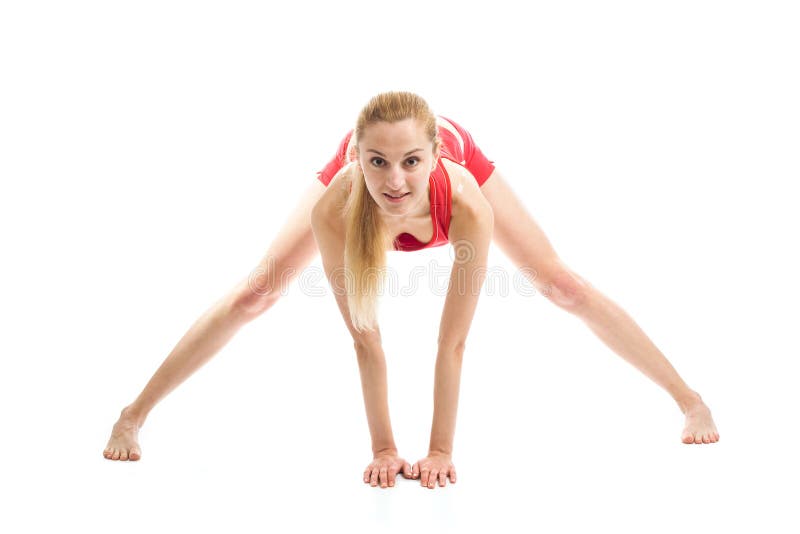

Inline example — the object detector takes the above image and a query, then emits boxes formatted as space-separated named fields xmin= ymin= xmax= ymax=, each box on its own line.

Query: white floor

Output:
xmin=7 ymin=260 xmax=799 ymax=532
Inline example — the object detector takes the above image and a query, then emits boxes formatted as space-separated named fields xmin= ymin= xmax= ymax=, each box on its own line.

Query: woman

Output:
xmin=104 ymin=91 xmax=719 ymax=490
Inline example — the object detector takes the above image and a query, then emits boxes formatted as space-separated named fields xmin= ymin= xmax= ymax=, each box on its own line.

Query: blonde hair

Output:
xmin=343 ymin=91 xmax=441 ymax=332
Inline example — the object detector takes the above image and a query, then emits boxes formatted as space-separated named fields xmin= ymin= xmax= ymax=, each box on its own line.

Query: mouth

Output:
xmin=383 ymin=192 xmax=410 ymax=203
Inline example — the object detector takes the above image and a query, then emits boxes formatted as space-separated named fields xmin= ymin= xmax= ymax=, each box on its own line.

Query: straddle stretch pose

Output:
xmin=104 ymin=92 xmax=719 ymax=489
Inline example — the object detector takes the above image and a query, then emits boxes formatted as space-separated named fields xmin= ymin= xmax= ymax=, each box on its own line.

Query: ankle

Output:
xmin=120 ymin=405 xmax=147 ymax=427
xmin=674 ymin=390 xmax=703 ymax=414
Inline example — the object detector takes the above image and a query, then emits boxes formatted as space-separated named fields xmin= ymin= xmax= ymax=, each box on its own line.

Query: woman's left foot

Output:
xmin=679 ymin=393 xmax=720 ymax=444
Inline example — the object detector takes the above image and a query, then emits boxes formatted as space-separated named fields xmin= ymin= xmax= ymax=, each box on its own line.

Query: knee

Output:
xmin=229 ymin=269 xmax=284 ymax=320
xmin=539 ymin=265 xmax=590 ymax=311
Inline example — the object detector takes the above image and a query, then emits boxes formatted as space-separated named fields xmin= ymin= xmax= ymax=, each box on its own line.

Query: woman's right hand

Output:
xmin=363 ymin=450 xmax=414 ymax=488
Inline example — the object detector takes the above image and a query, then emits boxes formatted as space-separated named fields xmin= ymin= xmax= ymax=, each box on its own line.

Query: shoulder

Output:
xmin=442 ymin=159 xmax=493 ymax=239
xmin=436 ymin=116 xmax=465 ymax=151
xmin=311 ymin=163 xmax=354 ymax=232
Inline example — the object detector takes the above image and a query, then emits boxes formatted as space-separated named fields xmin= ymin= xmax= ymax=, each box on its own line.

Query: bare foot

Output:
xmin=679 ymin=393 xmax=720 ymax=444
xmin=103 ymin=407 xmax=143 ymax=461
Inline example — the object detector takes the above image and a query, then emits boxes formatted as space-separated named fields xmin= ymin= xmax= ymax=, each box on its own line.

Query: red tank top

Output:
xmin=393 ymin=159 xmax=452 ymax=251
xmin=317 ymin=116 xmax=495 ymax=252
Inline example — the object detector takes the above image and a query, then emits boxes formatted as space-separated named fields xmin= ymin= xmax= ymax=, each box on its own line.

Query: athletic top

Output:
xmin=316 ymin=116 xmax=495 ymax=252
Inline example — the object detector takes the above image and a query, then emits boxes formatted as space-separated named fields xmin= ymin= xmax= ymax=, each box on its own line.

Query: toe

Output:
xmin=103 ymin=448 xmax=112 ymax=459
xmin=130 ymin=448 xmax=141 ymax=461
xmin=702 ymin=434 xmax=711 ymax=444
xmin=111 ymin=449 xmax=120 ymax=460
xmin=120 ymin=449 xmax=129 ymax=461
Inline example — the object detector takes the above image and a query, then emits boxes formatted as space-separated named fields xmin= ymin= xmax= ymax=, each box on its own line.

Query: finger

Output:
xmin=370 ymin=468 xmax=379 ymax=487
xmin=439 ymin=471 xmax=447 ymax=487
xmin=402 ymin=462 xmax=413 ymax=478
xmin=387 ymin=465 xmax=400 ymax=487
xmin=428 ymin=469 xmax=438 ymax=489
xmin=420 ymin=468 xmax=430 ymax=487
xmin=379 ymin=467 xmax=389 ymax=488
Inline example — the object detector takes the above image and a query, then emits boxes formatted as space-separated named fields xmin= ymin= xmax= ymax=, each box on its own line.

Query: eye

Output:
xmin=405 ymin=157 xmax=420 ymax=166
xmin=370 ymin=157 xmax=385 ymax=167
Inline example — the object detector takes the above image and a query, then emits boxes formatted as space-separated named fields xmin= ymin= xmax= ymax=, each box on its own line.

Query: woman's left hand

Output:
xmin=412 ymin=452 xmax=457 ymax=489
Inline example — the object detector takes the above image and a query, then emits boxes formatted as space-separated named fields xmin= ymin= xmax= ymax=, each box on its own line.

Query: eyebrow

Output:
xmin=366 ymin=148 xmax=424 ymax=157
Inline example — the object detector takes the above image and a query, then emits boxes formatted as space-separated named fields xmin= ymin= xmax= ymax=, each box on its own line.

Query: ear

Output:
xmin=432 ymin=140 xmax=442 ymax=167
xmin=348 ymin=144 xmax=359 ymax=163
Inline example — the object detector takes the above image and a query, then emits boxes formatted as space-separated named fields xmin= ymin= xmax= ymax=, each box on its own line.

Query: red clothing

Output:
xmin=317 ymin=116 xmax=495 ymax=252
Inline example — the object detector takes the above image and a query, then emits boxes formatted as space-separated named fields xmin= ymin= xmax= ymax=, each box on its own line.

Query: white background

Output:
xmin=2 ymin=0 xmax=798 ymax=532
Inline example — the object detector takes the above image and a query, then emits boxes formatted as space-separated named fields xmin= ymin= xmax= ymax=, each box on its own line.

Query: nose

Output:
xmin=386 ymin=165 xmax=405 ymax=189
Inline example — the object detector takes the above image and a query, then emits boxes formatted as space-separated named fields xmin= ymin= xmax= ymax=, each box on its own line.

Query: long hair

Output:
xmin=343 ymin=91 xmax=441 ymax=332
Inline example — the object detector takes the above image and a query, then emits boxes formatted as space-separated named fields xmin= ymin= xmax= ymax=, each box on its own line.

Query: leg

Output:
xmin=104 ymin=180 xmax=327 ymax=460
xmin=479 ymin=169 xmax=719 ymax=444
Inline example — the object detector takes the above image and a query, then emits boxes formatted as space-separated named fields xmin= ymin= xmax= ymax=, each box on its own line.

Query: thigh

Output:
xmin=246 ymin=179 xmax=327 ymax=295
xmin=480 ymin=168 xmax=560 ymax=273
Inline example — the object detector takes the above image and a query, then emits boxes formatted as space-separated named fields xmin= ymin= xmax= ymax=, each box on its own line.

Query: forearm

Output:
xmin=428 ymin=347 xmax=464 ymax=455
xmin=355 ymin=343 xmax=398 ymax=455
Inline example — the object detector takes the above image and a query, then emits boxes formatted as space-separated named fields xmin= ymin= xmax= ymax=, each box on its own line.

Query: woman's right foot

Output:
xmin=103 ymin=407 xmax=143 ymax=461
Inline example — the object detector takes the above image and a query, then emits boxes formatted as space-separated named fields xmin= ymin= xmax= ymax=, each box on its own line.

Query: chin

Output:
xmin=385 ymin=194 xmax=416 ymax=210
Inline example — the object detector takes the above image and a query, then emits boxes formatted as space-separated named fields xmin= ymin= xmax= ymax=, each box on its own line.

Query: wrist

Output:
xmin=427 ymin=447 xmax=452 ymax=457
xmin=373 ymin=447 xmax=398 ymax=458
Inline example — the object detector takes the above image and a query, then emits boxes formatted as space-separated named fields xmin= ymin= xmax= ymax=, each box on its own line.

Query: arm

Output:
xmin=429 ymin=165 xmax=494 ymax=457
xmin=309 ymin=173 xmax=398 ymax=457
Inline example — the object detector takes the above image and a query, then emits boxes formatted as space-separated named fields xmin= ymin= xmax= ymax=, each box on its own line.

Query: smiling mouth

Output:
xmin=384 ymin=193 xmax=409 ymax=199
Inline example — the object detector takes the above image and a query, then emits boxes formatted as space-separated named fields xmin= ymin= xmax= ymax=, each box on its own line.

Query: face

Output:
xmin=356 ymin=118 xmax=439 ymax=218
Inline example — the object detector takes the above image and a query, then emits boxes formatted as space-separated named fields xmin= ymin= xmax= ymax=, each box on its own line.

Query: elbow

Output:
xmin=353 ymin=329 xmax=383 ymax=357
xmin=437 ymin=336 xmax=467 ymax=359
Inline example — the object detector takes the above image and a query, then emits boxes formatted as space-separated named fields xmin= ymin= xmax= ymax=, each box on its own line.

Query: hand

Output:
xmin=363 ymin=450 xmax=413 ymax=489
xmin=412 ymin=452 xmax=457 ymax=489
